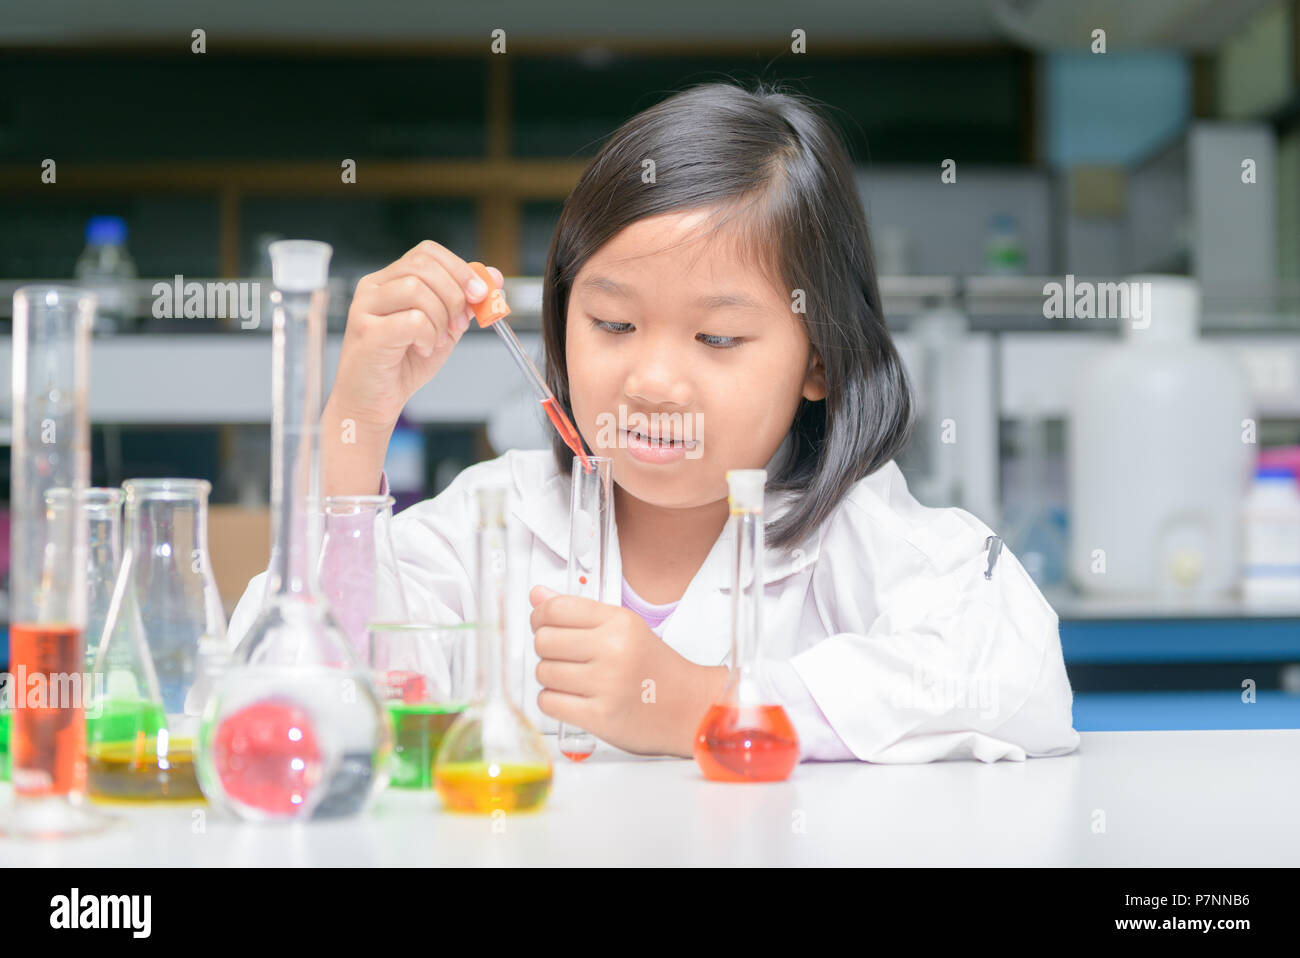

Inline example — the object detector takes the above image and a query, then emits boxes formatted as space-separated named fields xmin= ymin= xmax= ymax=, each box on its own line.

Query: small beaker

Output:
xmin=369 ymin=623 xmax=474 ymax=789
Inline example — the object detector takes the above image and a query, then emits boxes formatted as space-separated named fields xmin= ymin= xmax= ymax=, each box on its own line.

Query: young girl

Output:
xmin=229 ymin=81 xmax=1080 ymax=764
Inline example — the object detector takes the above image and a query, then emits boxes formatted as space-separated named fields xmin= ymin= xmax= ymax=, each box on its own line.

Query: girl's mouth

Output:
xmin=622 ymin=428 xmax=699 ymax=463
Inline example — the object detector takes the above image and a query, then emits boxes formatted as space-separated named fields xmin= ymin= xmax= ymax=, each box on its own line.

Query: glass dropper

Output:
xmin=466 ymin=262 xmax=592 ymax=473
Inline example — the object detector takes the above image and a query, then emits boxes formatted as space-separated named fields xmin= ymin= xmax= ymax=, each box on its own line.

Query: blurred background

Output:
xmin=1 ymin=0 xmax=1299 ymax=730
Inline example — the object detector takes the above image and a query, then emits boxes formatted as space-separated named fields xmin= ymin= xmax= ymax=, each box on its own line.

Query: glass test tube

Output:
xmin=1 ymin=286 xmax=113 ymax=837
xmin=558 ymin=456 xmax=614 ymax=761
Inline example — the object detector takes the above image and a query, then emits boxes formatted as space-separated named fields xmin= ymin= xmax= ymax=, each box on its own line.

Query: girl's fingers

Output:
xmin=528 ymin=593 xmax=611 ymax=633
xmin=362 ymin=276 xmax=448 ymax=332
xmin=534 ymin=657 xmax=591 ymax=694
xmin=532 ymin=625 xmax=597 ymax=664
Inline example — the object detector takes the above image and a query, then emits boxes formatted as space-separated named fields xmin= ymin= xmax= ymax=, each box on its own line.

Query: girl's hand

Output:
xmin=528 ymin=585 xmax=730 ymax=757
xmin=330 ymin=241 xmax=503 ymax=431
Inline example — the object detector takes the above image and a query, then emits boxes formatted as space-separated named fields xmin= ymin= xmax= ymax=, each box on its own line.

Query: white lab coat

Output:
xmin=228 ymin=448 xmax=1081 ymax=763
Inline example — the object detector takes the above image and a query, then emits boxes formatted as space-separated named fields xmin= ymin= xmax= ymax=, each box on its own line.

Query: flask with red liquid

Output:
xmin=195 ymin=241 xmax=391 ymax=822
xmin=693 ymin=469 xmax=800 ymax=782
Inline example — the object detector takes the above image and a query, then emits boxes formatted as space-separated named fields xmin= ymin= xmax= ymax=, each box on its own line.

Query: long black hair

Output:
xmin=540 ymin=79 xmax=914 ymax=550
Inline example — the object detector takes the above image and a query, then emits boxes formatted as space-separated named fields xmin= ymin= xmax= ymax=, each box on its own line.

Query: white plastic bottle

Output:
xmin=1241 ymin=465 xmax=1300 ymax=605
xmin=1068 ymin=276 xmax=1255 ymax=599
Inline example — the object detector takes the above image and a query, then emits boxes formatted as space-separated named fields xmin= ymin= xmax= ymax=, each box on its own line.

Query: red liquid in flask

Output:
xmin=214 ymin=700 xmax=325 ymax=815
xmin=541 ymin=397 xmax=592 ymax=473
xmin=694 ymin=703 xmax=799 ymax=782
xmin=8 ymin=623 xmax=86 ymax=797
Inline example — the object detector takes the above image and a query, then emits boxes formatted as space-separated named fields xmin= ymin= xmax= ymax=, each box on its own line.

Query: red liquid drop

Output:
xmin=541 ymin=397 xmax=592 ymax=473
xmin=694 ymin=704 xmax=799 ymax=782
xmin=214 ymin=700 xmax=325 ymax=815
xmin=560 ymin=749 xmax=594 ymax=762
xmin=578 ymin=575 xmax=587 ymax=585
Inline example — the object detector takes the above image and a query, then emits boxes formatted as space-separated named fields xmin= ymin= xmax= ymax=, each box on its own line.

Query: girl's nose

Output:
xmin=624 ymin=339 xmax=693 ymax=407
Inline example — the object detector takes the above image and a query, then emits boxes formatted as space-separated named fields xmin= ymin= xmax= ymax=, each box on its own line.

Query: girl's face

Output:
xmin=566 ymin=209 xmax=826 ymax=510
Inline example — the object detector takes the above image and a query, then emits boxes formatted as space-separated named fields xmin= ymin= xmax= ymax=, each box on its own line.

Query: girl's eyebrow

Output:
xmin=578 ymin=275 xmax=638 ymax=299
xmin=579 ymin=274 xmax=765 ymax=312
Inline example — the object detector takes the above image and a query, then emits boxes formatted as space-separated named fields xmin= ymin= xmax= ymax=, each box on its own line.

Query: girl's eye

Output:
xmin=697 ymin=333 xmax=743 ymax=349
xmin=591 ymin=318 xmax=633 ymax=334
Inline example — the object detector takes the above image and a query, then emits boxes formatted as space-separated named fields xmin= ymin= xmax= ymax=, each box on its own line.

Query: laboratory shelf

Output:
xmin=1072 ymin=690 xmax=1300 ymax=731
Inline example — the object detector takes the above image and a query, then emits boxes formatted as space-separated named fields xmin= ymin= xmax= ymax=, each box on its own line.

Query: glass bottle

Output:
xmin=694 ymin=469 xmax=800 ymax=783
xmin=319 ymin=494 xmax=410 ymax=660
xmin=558 ymin=455 xmax=613 ymax=761
xmin=196 ymin=240 xmax=391 ymax=822
xmin=434 ymin=486 xmax=552 ymax=813
xmin=1 ymin=285 xmax=113 ymax=837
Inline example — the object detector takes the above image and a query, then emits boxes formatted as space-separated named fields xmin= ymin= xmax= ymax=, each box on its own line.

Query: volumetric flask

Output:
xmin=433 ymin=487 xmax=552 ymax=813
xmin=320 ymin=494 xmax=410 ymax=660
xmin=1 ymin=285 xmax=113 ymax=838
xmin=369 ymin=623 xmax=474 ymax=789
xmin=558 ymin=455 xmax=614 ymax=761
xmin=693 ymin=470 xmax=800 ymax=783
xmin=197 ymin=241 xmax=390 ymax=823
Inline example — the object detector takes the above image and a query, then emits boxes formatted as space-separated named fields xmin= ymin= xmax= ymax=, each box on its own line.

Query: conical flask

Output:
xmin=319 ymin=494 xmax=410 ymax=659
xmin=196 ymin=240 xmax=391 ymax=823
xmin=558 ymin=455 xmax=613 ymax=761
xmin=693 ymin=470 xmax=800 ymax=782
xmin=433 ymin=486 xmax=552 ymax=813
xmin=86 ymin=533 xmax=201 ymax=802
xmin=95 ymin=478 xmax=227 ymax=730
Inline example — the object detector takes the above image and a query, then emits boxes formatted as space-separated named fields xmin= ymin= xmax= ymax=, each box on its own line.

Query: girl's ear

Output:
xmin=802 ymin=348 xmax=827 ymax=402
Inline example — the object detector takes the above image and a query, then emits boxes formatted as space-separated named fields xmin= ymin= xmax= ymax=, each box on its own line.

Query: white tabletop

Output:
xmin=2 ymin=730 xmax=1298 ymax=867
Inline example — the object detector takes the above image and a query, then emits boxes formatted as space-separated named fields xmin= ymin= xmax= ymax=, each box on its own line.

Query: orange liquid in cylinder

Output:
xmin=694 ymin=703 xmax=799 ymax=782
xmin=8 ymin=623 xmax=87 ymax=797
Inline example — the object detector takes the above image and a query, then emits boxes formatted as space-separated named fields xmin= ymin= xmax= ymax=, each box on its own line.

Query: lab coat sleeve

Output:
xmin=789 ymin=500 xmax=1081 ymax=764
xmin=755 ymin=658 xmax=857 ymax=761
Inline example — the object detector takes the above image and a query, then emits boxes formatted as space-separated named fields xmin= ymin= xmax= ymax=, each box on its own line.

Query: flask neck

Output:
xmin=475 ymin=520 xmax=511 ymax=701
xmin=729 ymin=508 xmax=764 ymax=677
xmin=266 ymin=290 xmax=327 ymax=599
